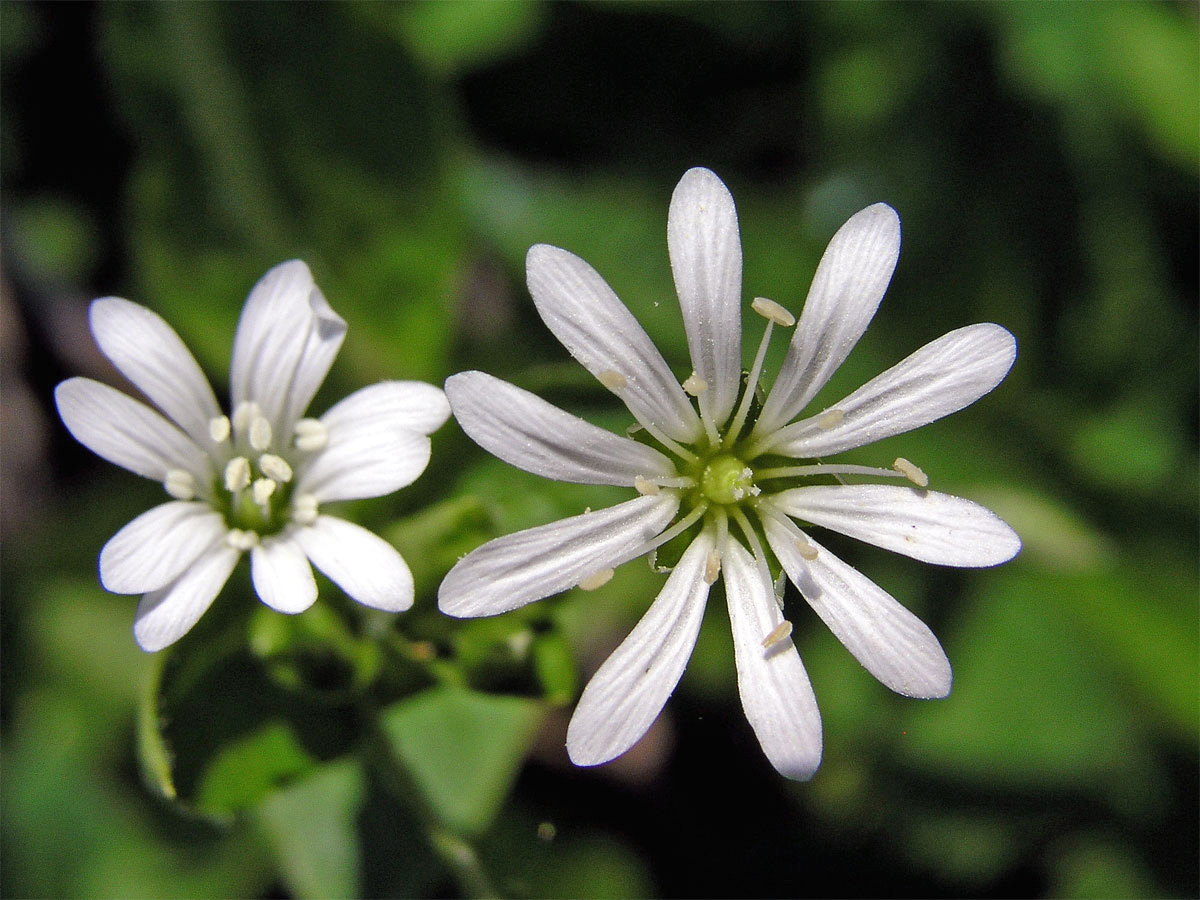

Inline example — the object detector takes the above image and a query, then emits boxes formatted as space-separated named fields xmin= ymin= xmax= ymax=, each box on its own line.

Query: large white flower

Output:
xmin=439 ymin=168 xmax=1020 ymax=780
xmin=56 ymin=260 xmax=450 ymax=652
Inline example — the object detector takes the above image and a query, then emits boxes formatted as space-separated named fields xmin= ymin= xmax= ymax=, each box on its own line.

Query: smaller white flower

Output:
xmin=56 ymin=260 xmax=450 ymax=651
xmin=439 ymin=168 xmax=1020 ymax=780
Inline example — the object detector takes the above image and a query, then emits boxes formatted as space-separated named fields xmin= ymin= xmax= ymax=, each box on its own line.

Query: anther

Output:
xmin=750 ymin=297 xmax=796 ymax=327
xmin=293 ymin=493 xmax=319 ymax=525
xmin=225 ymin=528 xmax=260 ymax=551
xmin=208 ymin=415 xmax=231 ymax=443
xmin=795 ymin=538 xmax=819 ymax=561
xmin=164 ymin=469 xmax=196 ymax=500
xmin=761 ymin=620 xmax=793 ymax=649
xmin=703 ymin=548 xmax=721 ymax=585
xmin=577 ymin=569 xmax=614 ymax=591
xmin=892 ymin=457 xmax=929 ymax=488
xmin=224 ymin=456 xmax=251 ymax=492
xmin=817 ymin=409 xmax=845 ymax=430
xmin=232 ymin=401 xmax=259 ymax=433
xmin=249 ymin=416 xmax=273 ymax=452
xmin=293 ymin=418 xmax=328 ymax=452
xmin=259 ymin=453 xmax=293 ymax=483
xmin=597 ymin=370 xmax=627 ymax=392
xmin=682 ymin=372 xmax=708 ymax=396
xmin=252 ymin=477 xmax=277 ymax=507
xmin=634 ymin=475 xmax=660 ymax=496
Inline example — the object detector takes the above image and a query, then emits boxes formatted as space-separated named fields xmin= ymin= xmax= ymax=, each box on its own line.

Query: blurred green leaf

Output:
xmin=364 ymin=0 xmax=543 ymax=76
xmin=996 ymin=2 xmax=1199 ymax=169
xmin=4 ymin=689 xmax=273 ymax=899
xmin=256 ymin=757 xmax=366 ymax=900
xmin=6 ymin=196 xmax=101 ymax=286
xmin=900 ymin=572 xmax=1164 ymax=806
xmin=143 ymin=595 xmax=366 ymax=818
xmin=386 ymin=495 xmax=494 ymax=599
xmin=532 ymin=629 xmax=578 ymax=706
xmin=1052 ymin=833 xmax=1159 ymax=900
xmin=197 ymin=720 xmax=318 ymax=816
xmin=380 ymin=685 xmax=543 ymax=836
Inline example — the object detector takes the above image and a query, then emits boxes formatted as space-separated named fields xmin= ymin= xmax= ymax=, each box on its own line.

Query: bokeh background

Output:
xmin=3 ymin=2 xmax=1197 ymax=898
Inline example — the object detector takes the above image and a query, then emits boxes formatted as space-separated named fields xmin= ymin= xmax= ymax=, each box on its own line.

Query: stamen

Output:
xmin=225 ymin=528 xmax=259 ymax=551
xmin=506 ymin=630 xmax=534 ymax=657
xmin=773 ymin=570 xmax=788 ymax=608
xmin=893 ymin=457 xmax=929 ymax=488
xmin=649 ymin=475 xmax=696 ymax=490
xmin=724 ymin=312 xmax=778 ymax=449
xmin=224 ymin=456 xmax=251 ymax=492
xmin=750 ymin=296 xmax=796 ymax=328
xmin=164 ymin=469 xmax=196 ymax=500
xmin=577 ymin=568 xmax=614 ymax=591
xmin=232 ymin=401 xmax=259 ymax=433
xmin=293 ymin=493 xmax=319 ymax=525
xmin=259 ymin=453 xmax=293 ymax=483
xmin=761 ymin=619 xmax=793 ymax=649
xmin=208 ymin=415 xmax=231 ymax=443
xmin=597 ymin=370 xmax=627 ymax=392
xmin=293 ymin=418 xmax=328 ymax=452
xmin=249 ymin=416 xmax=273 ymax=452
xmin=630 ymin=502 xmax=710 ymax=562
xmin=754 ymin=463 xmax=910 ymax=482
xmin=795 ymin=538 xmax=819 ymax=561
xmin=252 ymin=477 xmax=277 ymax=507
xmin=636 ymin=419 xmax=699 ymax=464
xmin=817 ymin=409 xmax=845 ymax=430
xmin=634 ymin=475 xmax=660 ymax=496
xmin=703 ymin=548 xmax=721 ymax=585
xmin=682 ymin=372 xmax=708 ymax=396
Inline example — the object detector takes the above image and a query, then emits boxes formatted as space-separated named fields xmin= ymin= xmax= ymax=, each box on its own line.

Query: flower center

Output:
xmin=175 ymin=400 xmax=329 ymax=545
xmin=700 ymin=454 xmax=758 ymax=506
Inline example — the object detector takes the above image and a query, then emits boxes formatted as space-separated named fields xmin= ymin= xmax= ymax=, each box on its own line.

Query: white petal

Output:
xmin=772 ymin=484 xmax=1021 ymax=567
xmin=89 ymin=297 xmax=222 ymax=447
xmin=100 ymin=501 xmax=226 ymax=594
xmin=445 ymin=371 xmax=678 ymax=486
xmin=755 ymin=203 xmax=900 ymax=436
xmin=293 ymin=516 xmax=414 ymax=612
xmin=251 ymin=535 xmax=318 ymax=613
xmin=761 ymin=511 xmax=951 ymax=698
xmin=668 ymin=167 xmax=742 ymax=429
xmin=438 ymin=493 xmax=680 ymax=618
xmin=297 ymin=381 xmax=447 ymax=501
xmin=723 ymin=538 xmax=823 ymax=780
xmin=319 ymin=380 xmax=450 ymax=436
xmin=133 ymin=541 xmax=240 ymax=652
xmin=567 ymin=530 xmax=715 ymax=766
xmin=768 ymin=324 xmax=1017 ymax=458
xmin=229 ymin=260 xmax=347 ymax=435
xmin=55 ymin=377 xmax=210 ymax=482
xmin=526 ymin=244 xmax=703 ymax=444
xmin=299 ymin=430 xmax=430 ymax=504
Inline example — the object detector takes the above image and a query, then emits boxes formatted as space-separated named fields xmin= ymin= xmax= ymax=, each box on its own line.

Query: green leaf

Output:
xmin=139 ymin=592 xmax=368 ymax=819
xmin=196 ymin=720 xmax=317 ymax=816
xmin=899 ymin=572 xmax=1164 ymax=810
xmin=256 ymin=758 xmax=366 ymax=900
xmin=380 ymin=685 xmax=543 ymax=836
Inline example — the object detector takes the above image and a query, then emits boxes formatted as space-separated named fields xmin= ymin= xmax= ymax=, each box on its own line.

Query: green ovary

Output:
xmin=700 ymin=454 xmax=756 ymax=506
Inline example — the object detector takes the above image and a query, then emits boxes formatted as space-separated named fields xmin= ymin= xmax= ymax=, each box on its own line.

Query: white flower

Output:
xmin=438 ymin=168 xmax=1020 ymax=780
xmin=56 ymin=260 xmax=450 ymax=652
